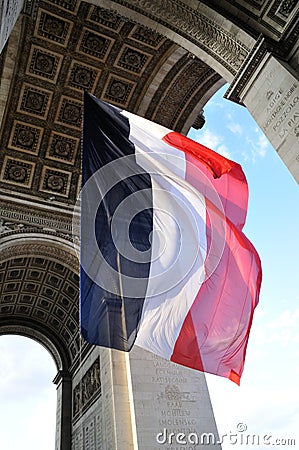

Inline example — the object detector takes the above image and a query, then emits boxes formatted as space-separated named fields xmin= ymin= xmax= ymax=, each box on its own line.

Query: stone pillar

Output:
xmin=71 ymin=346 xmax=135 ymax=449
xmin=0 ymin=0 xmax=24 ymax=53
xmin=70 ymin=345 xmax=221 ymax=449
xmin=128 ymin=346 xmax=222 ymax=449
xmin=225 ymin=37 xmax=299 ymax=183
xmin=53 ymin=370 xmax=72 ymax=450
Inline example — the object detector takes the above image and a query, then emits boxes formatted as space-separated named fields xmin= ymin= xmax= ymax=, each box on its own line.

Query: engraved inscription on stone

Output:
xmin=263 ymin=82 xmax=299 ymax=139
xmin=129 ymin=347 xmax=220 ymax=449
xmin=95 ymin=414 xmax=103 ymax=448
xmin=84 ymin=419 xmax=96 ymax=450
xmin=73 ymin=430 xmax=83 ymax=450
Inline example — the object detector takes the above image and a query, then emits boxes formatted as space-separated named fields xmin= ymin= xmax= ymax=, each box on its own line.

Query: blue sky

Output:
xmin=0 ymin=84 xmax=298 ymax=449
xmin=189 ymin=84 xmax=299 ymax=449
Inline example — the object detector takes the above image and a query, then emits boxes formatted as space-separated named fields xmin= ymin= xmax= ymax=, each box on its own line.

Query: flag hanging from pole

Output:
xmin=80 ymin=92 xmax=262 ymax=384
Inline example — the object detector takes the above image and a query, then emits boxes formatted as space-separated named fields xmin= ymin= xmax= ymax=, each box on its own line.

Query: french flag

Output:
xmin=80 ymin=92 xmax=262 ymax=384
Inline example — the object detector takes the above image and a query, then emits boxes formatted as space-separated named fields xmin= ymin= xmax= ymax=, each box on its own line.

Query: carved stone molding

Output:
xmin=112 ymin=0 xmax=250 ymax=74
xmin=224 ymin=35 xmax=290 ymax=104
xmin=0 ymin=198 xmax=75 ymax=234
xmin=0 ymin=241 xmax=79 ymax=271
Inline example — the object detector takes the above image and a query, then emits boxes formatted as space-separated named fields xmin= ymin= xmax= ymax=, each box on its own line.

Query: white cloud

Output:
xmin=227 ymin=122 xmax=243 ymax=135
xmin=196 ymin=128 xmax=221 ymax=150
xmin=217 ymin=144 xmax=231 ymax=158
xmin=243 ymin=132 xmax=269 ymax=162
xmin=257 ymin=134 xmax=268 ymax=156
xmin=194 ymin=129 xmax=232 ymax=158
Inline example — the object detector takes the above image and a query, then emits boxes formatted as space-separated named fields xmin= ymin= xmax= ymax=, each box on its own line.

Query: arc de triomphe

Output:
xmin=0 ymin=1 xmax=298 ymax=449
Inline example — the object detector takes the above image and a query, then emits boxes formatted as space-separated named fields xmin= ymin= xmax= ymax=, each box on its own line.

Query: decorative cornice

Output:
xmin=224 ymin=35 xmax=291 ymax=104
xmin=0 ymin=241 xmax=79 ymax=271
xmin=112 ymin=0 xmax=250 ymax=75
xmin=0 ymin=198 xmax=74 ymax=234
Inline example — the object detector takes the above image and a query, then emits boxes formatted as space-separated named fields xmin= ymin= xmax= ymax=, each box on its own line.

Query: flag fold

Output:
xmin=80 ymin=92 xmax=262 ymax=384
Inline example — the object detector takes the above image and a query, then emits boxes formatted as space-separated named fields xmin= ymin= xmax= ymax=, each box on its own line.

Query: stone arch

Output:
xmin=0 ymin=232 xmax=80 ymax=368
xmin=0 ymin=232 xmax=80 ymax=449
xmin=92 ymin=0 xmax=255 ymax=81
xmin=0 ymin=1 xmax=298 ymax=448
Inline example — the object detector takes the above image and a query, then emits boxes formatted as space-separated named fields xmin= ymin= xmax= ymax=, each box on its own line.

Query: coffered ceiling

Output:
xmin=0 ymin=0 xmax=222 ymax=207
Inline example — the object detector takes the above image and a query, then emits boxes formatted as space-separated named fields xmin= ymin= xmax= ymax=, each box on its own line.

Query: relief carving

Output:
xmin=276 ymin=0 xmax=297 ymax=19
xmin=73 ymin=358 xmax=101 ymax=417
xmin=114 ymin=0 xmax=250 ymax=73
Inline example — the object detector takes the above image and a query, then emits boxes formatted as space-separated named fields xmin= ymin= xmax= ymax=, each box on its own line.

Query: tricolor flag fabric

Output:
xmin=80 ymin=92 xmax=262 ymax=384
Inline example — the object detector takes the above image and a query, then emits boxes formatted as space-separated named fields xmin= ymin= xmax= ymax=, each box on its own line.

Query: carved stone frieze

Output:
xmin=0 ymin=199 xmax=74 ymax=234
xmin=151 ymin=58 xmax=217 ymax=129
xmin=0 ymin=242 xmax=78 ymax=270
xmin=73 ymin=357 xmax=101 ymax=418
xmin=112 ymin=0 xmax=250 ymax=74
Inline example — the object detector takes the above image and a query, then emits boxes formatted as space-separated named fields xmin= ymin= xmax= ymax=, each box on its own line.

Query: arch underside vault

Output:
xmin=0 ymin=0 xmax=235 ymax=371
xmin=0 ymin=0 xmax=298 ymax=448
xmin=0 ymin=233 xmax=81 ymax=370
